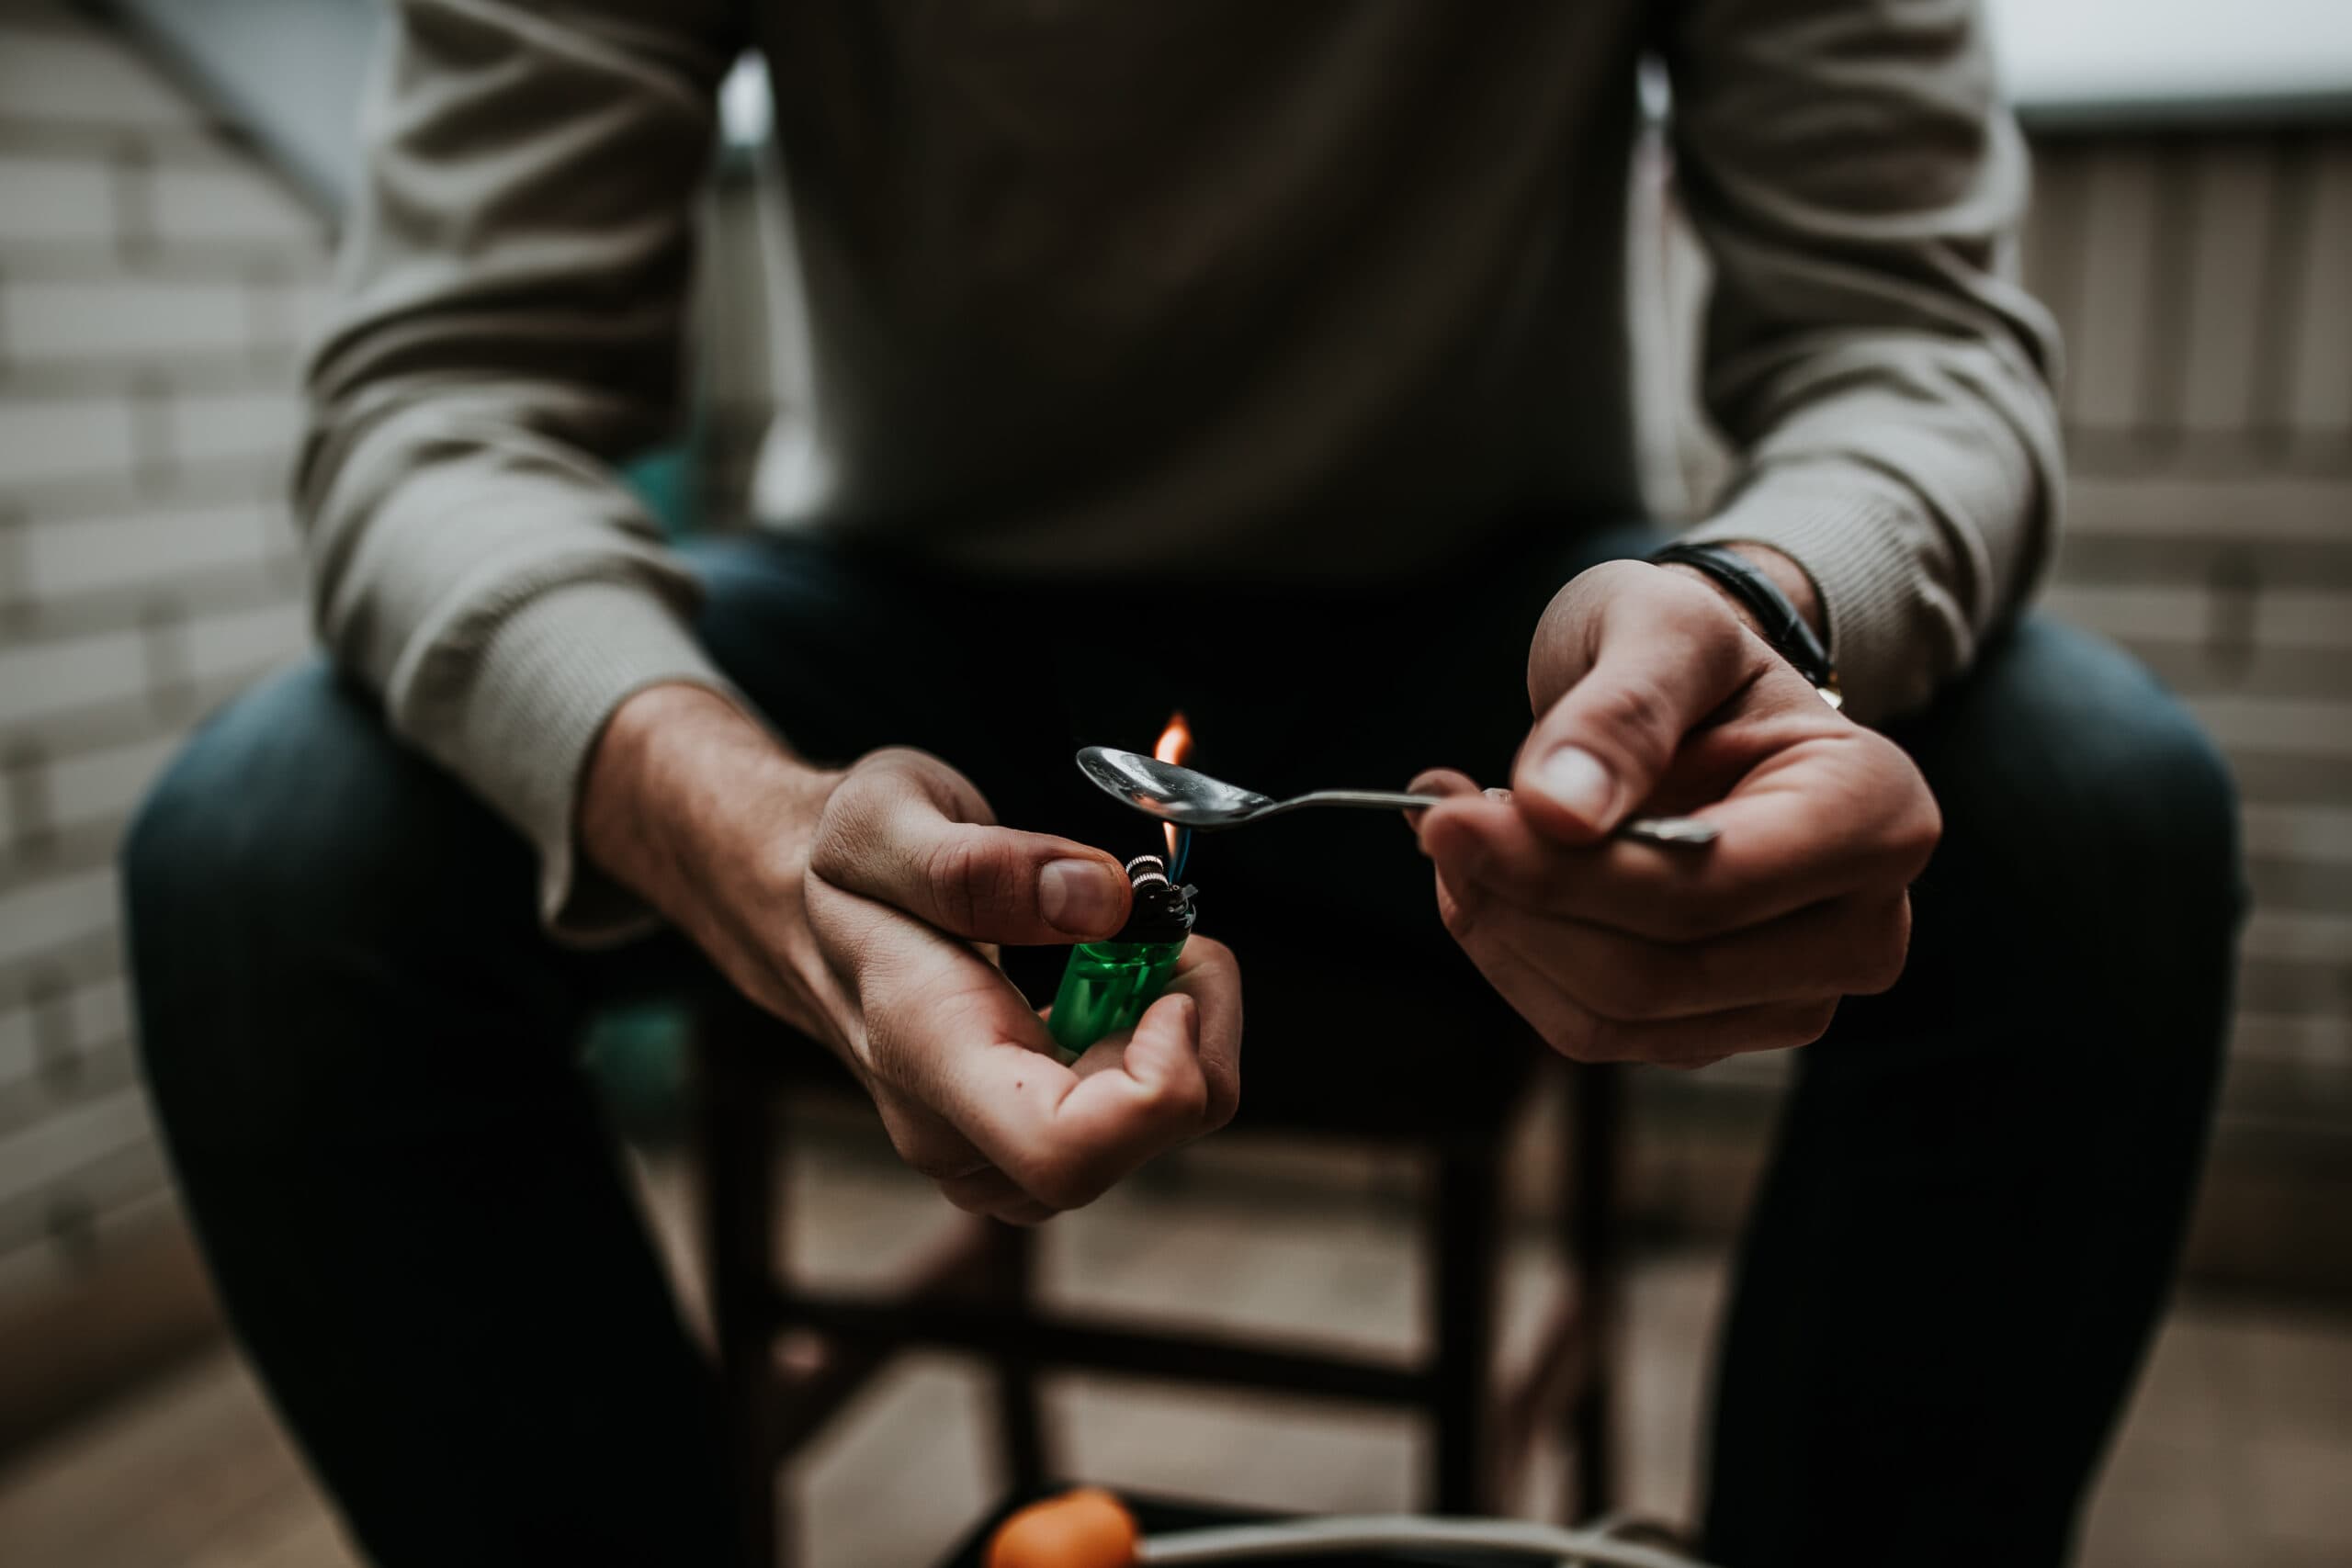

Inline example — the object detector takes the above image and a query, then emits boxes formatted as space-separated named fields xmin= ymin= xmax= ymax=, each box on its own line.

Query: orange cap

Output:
xmin=984 ymin=1488 xmax=1142 ymax=1568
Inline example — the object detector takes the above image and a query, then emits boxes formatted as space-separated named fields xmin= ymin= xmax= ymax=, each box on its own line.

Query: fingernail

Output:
xmin=1537 ymin=746 xmax=1616 ymax=824
xmin=1041 ymin=859 xmax=1123 ymax=935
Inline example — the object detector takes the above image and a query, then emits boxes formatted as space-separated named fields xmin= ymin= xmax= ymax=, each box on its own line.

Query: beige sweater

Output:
xmin=299 ymin=0 xmax=2061 ymax=940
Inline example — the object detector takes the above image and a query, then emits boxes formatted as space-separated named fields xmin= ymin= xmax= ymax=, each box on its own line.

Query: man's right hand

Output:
xmin=580 ymin=684 xmax=1240 ymax=1224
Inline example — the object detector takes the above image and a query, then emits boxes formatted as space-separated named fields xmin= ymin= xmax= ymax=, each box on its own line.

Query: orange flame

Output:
xmin=1154 ymin=712 xmax=1192 ymax=859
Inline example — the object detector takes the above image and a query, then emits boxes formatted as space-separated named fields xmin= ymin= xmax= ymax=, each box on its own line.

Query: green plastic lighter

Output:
xmin=1046 ymin=853 xmax=1198 ymax=1061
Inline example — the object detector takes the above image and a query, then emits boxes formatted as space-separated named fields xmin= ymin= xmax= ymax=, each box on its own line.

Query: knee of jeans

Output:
xmin=2054 ymin=668 xmax=2241 ymax=937
xmin=123 ymin=660 xmax=534 ymax=982
xmin=1933 ymin=621 xmax=2246 ymax=969
xmin=2110 ymin=695 xmax=2243 ymax=921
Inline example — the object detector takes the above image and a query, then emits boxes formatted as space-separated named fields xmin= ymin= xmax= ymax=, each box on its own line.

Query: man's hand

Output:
xmin=582 ymin=685 xmax=1240 ymax=1221
xmin=1413 ymin=558 xmax=1939 ymax=1068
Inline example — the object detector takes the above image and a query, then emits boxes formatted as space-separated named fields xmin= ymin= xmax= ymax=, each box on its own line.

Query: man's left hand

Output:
xmin=1412 ymin=558 xmax=1940 ymax=1068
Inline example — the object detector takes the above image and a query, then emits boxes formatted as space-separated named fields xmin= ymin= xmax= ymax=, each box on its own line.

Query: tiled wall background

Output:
xmin=0 ymin=2 xmax=2346 ymax=1338
xmin=0 ymin=2 xmax=328 ymax=1312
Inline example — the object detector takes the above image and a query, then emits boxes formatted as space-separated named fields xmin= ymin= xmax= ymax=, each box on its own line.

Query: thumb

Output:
xmin=811 ymin=750 xmax=1132 ymax=943
xmin=1515 ymin=568 xmax=1753 ymax=841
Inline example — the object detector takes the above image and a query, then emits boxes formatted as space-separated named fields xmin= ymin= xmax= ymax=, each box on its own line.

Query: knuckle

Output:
xmin=1168 ymin=1071 xmax=1212 ymax=1127
xmin=806 ymin=804 xmax=858 ymax=886
xmin=1867 ymin=750 xmax=1943 ymax=876
xmin=1204 ymin=1066 xmax=1241 ymax=1131
xmin=922 ymin=833 xmax=994 ymax=931
xmin=1537 ymin=1023 xmax=1592 ymax=1063
xmin=1188 ymin=935 xmax=1238 ymax=976
xmin=855 ymin=996 xmax=914 ymax=1078
xmin=1853 ymin=897 xmax=1914 ymax=994
xmin=808 ymin=780 xmax=892 ymax=887
xmin=1019 ymin=1153 xmax=1112 ymax=1214
xmin=942 ymin=831 xmax=1037 ymax=933
xmin=1591 ymin=676 xmax=1679 ymax=761
xmin=1894 ymin=803 xmax=1942 ymax=876
xmin=1579 ymin=1016 xmax=1638 ymax=1063
xmin=870 ymin=747 xmax=996 ymax=826
xmin=1145 ymin=1053 xmax=1214 ymax=1126
xmin=1439 ymin=888 xmax=1480 ymax=942
xmin=933 ymin=1180 xmax=994 ymax=1216
xmin=1791 ymin=1000 xmax=1839 ymax=1047
xmin=1545 ymin=1010 xmax=1619 ymax=1064
xmin=886 ymin=1122 xmax=984 ymax=1186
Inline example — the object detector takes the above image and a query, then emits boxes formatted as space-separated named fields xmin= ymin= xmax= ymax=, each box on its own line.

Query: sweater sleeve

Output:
xmin=1662 ymin=0 xmax=2064 ymax=721
xmin=297 ymin=0 xmax=747 ymax=942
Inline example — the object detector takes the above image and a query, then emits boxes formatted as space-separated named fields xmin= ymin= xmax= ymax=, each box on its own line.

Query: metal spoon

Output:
xmin=1076 ymin=747 xmax=1719 ymax=847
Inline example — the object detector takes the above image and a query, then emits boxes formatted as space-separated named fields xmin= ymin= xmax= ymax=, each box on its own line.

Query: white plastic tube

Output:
xmin=1137 ymin=1514 xmax=1713 ymax=1568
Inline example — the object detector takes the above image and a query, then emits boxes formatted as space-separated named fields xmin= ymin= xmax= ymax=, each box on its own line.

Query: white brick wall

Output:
xmin=0 ymin=1 xmax=324 ymax=1303
xmin=0 ymin=152 xmax=115 ymax=244
xmin=2038 ymin=585 xmax=2352 ymax=651
xmin=2062 ymin=146 xmax=2162 ymax=433
xmin=0 ymin=1086 xmax=152 ymax=1206
xmin=0 ymin=866 xmax=117 ymax=970
xmin=0 ymin=1007 xmax=34 ymax=1087
xmin=181 ymin=599 xmax=308 ymax=683
xmin=0 ymin=26 xmax=199 ymax=131
xmin=2 ymin=276 xmax=260 ymax=364
xmin=16 ymin=498 xmax=288 ymax=600
xmin=146 ymin=159 xmax=322 ymax=246
xmin=2243 ymin=804 xmax=2352 ymax=866
xmin=2285 ymin=144 xmax=2352 ymax=440
xmin=2189 ymin=696 xmax=2352 ymax=761
xmin=167 ymin=387 xmax=304 ymax=467
xmin=0 ymin=975 xmax=135 ymax=1111
xmin=0 ymin=627 xmax=148 ymax=728
xmin=0 ymin=393 xmax=139 ymax=489
xmin=41 ymin=733 xmax=179 ymax=835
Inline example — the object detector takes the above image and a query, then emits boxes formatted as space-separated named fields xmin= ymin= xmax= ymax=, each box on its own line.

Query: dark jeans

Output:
xmin=123 ymin=523 xmax=2242 ymax=1567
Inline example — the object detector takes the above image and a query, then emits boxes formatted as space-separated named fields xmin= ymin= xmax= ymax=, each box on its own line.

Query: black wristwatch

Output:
xmin=1649 ymin=542 xmax=1843 ymax=709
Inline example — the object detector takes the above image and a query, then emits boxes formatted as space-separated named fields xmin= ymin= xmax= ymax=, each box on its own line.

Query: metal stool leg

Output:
xmin=1428 ymin=1138 xmax=1503 ymax=1513
xmin=1566 ymin=1059 xmax=1624 ymax=1521
xmin=697 ymin=1028 xmax=780 ymax=1568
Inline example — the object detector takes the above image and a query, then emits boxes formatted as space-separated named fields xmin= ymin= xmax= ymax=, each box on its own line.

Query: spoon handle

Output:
xmin=1278 ymin=791 xmax=1719 ymax=848
xmin=1284 ymin=789 xmax=1442 ymax=812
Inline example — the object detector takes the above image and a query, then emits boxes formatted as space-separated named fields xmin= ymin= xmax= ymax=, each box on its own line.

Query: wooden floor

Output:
xmin=1 ymin=1146 xmax=2346 ymax=1568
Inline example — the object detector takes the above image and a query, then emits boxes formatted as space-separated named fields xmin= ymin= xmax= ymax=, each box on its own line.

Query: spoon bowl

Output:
xmin=1075 ymin=747 xmax=1718 ymax=846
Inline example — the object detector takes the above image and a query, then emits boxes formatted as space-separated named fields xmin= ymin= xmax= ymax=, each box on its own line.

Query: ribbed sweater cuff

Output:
xmin=454 ymin=580 xmax=737 ymax=945
xmin=1678 ymin=466 xmax=1925 ymax=723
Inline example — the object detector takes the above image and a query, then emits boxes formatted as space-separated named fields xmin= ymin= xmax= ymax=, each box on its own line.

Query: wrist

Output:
xmin=581 ymin=682 xmax=837 ymax=917
xmin=1665 ymin=543 xmax=1824 ymax=640
xmin=1653 ymin=541 xmax=1840 ymax=707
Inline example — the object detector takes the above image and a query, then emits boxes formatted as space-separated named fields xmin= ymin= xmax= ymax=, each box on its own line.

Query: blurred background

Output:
xmin=0 ymin=1 xmax=2346 ymax=1564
